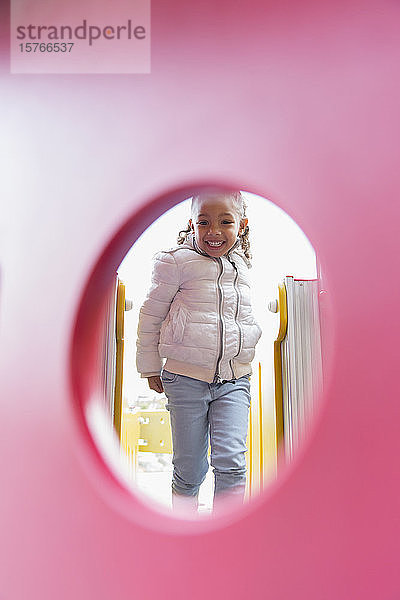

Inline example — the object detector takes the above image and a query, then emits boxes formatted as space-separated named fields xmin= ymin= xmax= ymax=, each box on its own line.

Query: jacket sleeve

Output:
xmin=136 ymin=251 xmax=180 ymax=377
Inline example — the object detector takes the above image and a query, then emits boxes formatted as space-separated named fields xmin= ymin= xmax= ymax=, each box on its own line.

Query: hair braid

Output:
xmin=177 ymin=222 xmax=191 ymax=245
xmin=239 ymin=223 xmax=252 ymax=261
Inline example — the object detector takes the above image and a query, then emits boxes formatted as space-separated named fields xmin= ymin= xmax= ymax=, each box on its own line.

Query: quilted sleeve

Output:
xmin=136 ymin=251 xmax=180 ymax=377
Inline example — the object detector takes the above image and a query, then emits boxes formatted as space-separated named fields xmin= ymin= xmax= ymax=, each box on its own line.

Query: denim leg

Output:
xmin=208 ymin=376 xmax=251 ymax=500
xmin=162 ymin=371 xmax=210 ymax=498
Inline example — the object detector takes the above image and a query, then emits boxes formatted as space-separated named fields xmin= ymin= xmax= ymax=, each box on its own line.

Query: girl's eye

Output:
xmin=197 ymin=221 xmax=208 ymax=226
xmin=222 ymin=220 xmax=234 ymax=225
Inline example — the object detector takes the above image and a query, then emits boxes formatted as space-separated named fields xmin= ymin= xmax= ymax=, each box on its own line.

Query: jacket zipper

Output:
xmin=213 ymin=257 xmax=225 ymax=383
xmin=228 ymin=256 xmax=243 ymax=379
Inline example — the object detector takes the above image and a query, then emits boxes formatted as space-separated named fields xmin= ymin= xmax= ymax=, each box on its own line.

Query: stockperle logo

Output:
xmin=10 ymin=1 xmax=150 ymax=74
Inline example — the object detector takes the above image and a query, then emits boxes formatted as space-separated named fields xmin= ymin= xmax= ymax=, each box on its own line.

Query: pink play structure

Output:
xmin=1 ymin=1 xmax=400 ymax=598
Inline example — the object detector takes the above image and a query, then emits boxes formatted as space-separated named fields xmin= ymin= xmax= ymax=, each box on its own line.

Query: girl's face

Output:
xmin=189 ymin=194 xmax=248 ymax=258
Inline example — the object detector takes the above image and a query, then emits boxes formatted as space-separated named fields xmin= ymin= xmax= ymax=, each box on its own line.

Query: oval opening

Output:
xmin=70 ymin=184 xmax=329 ymax=530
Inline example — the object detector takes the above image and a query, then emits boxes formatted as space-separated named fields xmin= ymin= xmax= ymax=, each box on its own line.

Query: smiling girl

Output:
xmin=136 ymin=190 xmax=262 ymax=512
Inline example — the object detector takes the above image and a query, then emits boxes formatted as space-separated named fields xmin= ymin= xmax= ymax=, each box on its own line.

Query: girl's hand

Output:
xmin=147 ymin=376 xmax=164 ymax=394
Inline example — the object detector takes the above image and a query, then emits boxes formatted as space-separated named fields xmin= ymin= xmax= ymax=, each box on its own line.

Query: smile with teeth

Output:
xmin=205 ymin=240 xmax=225 ymax=247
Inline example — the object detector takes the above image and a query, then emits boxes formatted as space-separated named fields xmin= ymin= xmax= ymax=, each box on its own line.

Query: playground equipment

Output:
xmin=1 ymin=0 xmax=400 ymax=598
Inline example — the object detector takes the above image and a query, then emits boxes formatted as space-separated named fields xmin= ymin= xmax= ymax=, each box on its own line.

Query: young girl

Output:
xmin=136 ymin=190 xmax=262 ymax=512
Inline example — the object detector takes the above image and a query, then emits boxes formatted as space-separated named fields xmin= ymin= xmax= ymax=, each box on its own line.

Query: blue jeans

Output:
xmin=162 ymin=370 xmax=251 ymax=505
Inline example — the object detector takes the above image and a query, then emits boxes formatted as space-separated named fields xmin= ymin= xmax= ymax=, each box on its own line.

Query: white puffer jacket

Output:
xmin=136 ymin=235 xmax=262 ymax=383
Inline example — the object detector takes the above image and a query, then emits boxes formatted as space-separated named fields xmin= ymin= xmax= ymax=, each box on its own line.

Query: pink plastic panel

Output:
xmin=1 ymin=1 xmax=400 ymax=598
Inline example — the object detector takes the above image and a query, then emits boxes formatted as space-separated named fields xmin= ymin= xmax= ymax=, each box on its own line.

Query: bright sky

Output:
xmin=117 ymin=191 xmax=317 ymax=414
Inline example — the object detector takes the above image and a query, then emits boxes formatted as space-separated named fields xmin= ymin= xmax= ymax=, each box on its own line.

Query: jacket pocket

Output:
xmin=170 ymin=302 xmax=188 ymax=343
